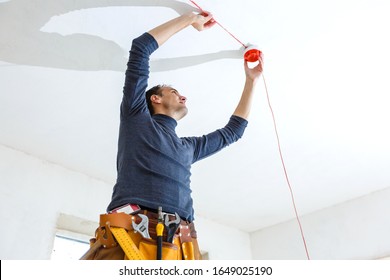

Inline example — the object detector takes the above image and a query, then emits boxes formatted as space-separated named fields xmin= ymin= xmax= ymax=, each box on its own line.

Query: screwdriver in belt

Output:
xmin=156 ymin=206 xmax=164 ymax=260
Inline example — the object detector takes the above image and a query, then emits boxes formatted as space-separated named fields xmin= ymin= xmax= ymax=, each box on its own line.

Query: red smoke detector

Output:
xmin=244 ymin=45 xmax=262 ymax=62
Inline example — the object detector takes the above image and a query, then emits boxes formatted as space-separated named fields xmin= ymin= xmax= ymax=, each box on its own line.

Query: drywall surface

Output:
xmin=0 ymin=144 xmax=251 ymax=259
xmin=251 ymin=186 xmax=390 ymax=259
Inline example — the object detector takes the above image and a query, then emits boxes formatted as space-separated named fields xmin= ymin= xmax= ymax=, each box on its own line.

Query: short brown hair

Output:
xmin=145 ymin=84 xmax=171 ymax=115
xmin=145 ymin=85 xmax=163 ymax=115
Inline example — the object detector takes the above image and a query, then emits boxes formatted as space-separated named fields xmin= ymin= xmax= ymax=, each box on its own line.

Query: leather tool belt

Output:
xmin=80 ymin=211 xmax=201 ymax=260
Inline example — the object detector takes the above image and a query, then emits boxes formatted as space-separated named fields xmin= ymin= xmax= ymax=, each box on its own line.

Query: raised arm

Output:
xmin=233 ymin=57 xmax=264 ymax=120
xmin=148 ymin=11 xmax=215 ymax=46
xmin=122 ymin=11 xmax=215 ymax=116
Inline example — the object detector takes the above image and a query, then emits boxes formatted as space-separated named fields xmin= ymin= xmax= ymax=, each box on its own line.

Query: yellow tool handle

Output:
xmin=156 ymin=223 xmax=164 ymax=236
xmin=110 ymin=227 xmax=146 ymax=260
xmin=156 ymin=222 xmax=164 ymax=260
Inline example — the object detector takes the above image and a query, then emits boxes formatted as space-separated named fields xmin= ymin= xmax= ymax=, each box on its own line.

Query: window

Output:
xmin=51 ymin=213 xmax=97 ymax=260
xmin=51 ymin=230 xmax=90 ymax=260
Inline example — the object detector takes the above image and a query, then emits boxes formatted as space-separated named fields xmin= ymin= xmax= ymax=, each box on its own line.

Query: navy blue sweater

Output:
xmin=107 ymin=33 xmax=248 ymax=221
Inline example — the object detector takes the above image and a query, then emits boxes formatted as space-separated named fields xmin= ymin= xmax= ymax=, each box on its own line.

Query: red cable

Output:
xmin=189 ymin=0 xmax=247 ymax=48
xmin=262 ymin=74 xmax=311 ymax=260
xmin=190 ymin=0 xmax=310 ymax=260
xmin=215 ymin=21 xmax=247 ymax=48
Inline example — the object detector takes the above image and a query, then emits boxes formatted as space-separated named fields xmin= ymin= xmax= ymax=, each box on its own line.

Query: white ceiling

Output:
xmin=1 ymin=0 xmax=390 ymax=233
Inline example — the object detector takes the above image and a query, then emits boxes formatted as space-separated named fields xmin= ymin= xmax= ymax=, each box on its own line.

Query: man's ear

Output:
xmin=151 ymin=94 xmax=162 ymax=104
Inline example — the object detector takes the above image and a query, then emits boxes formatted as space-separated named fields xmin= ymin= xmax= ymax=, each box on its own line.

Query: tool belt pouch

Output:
xmin=138 ymin=238 xmax=180 ymax=260
xmin=178 ymin=224 xmax=196 ymax=260
xmin=80 ymin=213 xmax=194 ymax=260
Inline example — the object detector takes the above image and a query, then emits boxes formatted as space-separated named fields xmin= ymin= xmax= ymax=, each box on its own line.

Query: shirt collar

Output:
xmin=152 ymin=114 xmax=178 ymax=131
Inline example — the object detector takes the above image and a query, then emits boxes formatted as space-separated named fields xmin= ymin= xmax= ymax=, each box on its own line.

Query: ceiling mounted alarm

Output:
xmin=244 ymin=44 xmax=262 ymax=62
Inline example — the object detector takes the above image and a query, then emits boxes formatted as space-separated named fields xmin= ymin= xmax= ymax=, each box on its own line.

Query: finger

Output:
xmin=254 ymin=59 xmax=262 ymax=70
xmin=244 ymin=59 xmax=249 ymax=71
xmin=202 ymin=11 xmax=215 ymax=24
xmin=201 ymin=10 xmax=213 ymax=20
xmin=204 ymin=19 xmax=216 ymax=29
xmin=259 ymin=53 xmax=264 ymax=63
xmin=256 ymin=56 xmax=263 ymax=69
xmin=196 ymin=11 xmax=215 ymax=29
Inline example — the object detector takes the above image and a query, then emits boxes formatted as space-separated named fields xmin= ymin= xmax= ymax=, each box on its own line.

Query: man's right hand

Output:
xmin=148 ymin=11 xmax=215 ymax=47
xmin=190 ymin=11 xmax=216 ymax=31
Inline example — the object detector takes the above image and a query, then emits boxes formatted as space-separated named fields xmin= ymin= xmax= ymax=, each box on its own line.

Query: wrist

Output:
xmin=182 ymin=12 xmax=197 ymax=24
xmin=246 ymin=76 xmax=258 ymax=84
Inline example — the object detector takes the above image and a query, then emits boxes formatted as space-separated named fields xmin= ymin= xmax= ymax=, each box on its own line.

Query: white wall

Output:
xmin=2 ymin=144 xmax=390 ymax=260
xmin=0 ymin=144 xmax=112 ymax=259
xmin=196 ymin=216 xmax=252 ymax=260
xmin=251 ymin=186 xmax=390 ymax=260
xmin=2 ymin=143 xmax=389 ymax=260
xmin=0 ymin=144 xmax=251 ymax=260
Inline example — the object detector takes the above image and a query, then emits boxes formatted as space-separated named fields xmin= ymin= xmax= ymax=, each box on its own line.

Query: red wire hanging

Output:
xmin=189 ymin=0 xmax=311 ymax=260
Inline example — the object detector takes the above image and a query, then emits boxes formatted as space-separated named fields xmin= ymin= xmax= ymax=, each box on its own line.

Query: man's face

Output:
xmin=160 ymin=87 xmax=188 ymax=119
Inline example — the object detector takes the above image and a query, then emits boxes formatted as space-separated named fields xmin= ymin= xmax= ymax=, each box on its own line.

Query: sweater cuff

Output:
xmin=132 ymin=32 xmax=159 ymax=56
xmin=229 ymin=115 xmax=248 ymax=138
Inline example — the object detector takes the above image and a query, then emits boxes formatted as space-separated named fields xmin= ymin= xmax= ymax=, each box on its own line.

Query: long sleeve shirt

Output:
xmin=107 ymin=32 xmax=248 ymax=222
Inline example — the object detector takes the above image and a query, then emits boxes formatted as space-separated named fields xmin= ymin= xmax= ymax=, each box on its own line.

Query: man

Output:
xmin=82 ymin=11 xmax=263 ymax=260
